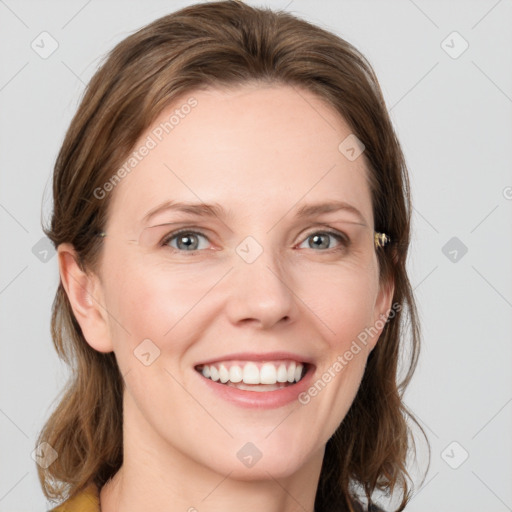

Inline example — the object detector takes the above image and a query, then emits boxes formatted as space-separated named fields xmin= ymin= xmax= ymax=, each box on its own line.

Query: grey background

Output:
xmin=1 ymin=0 xmax=511 ymax=510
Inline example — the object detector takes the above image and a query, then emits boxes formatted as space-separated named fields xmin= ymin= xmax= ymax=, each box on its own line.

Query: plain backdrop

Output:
xmin=1 ymin=1 xmax=511 ymax=510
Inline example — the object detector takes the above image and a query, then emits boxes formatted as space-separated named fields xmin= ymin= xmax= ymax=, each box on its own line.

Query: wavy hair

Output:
xmin=37 ymin=2 xmax=427 ymax=510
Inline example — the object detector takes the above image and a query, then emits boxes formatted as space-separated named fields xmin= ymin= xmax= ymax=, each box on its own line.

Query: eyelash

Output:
xmin=159 ymin=227 xmax=350 ymax=255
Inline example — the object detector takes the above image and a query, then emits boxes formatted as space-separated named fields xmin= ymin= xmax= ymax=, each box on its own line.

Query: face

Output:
xmin=86 ymin=83 xmax=393 ymax=479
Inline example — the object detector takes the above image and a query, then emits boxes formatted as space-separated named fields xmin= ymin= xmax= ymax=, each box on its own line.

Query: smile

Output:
xmin=194 ymin=352 xmax=315 ymax=408
xmin=195 ymin=359 xmax=306 ymax=391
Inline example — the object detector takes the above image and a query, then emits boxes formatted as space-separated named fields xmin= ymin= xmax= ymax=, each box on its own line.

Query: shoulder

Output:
xmin=48 ymin=483 xmax=100 ymax=512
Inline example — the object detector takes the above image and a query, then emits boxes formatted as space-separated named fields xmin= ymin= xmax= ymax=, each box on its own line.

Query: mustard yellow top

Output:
xmin=49 ymin=483 xmax=100 ymax=512
xmin=47 ymin=482 xmax=383 ymax=511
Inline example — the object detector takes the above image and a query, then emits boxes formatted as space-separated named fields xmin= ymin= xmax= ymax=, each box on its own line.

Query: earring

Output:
xmin=374 ymin=232 xmax=390 ymax=248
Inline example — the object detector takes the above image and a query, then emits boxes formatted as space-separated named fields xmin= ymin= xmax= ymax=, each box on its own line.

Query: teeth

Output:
xmin=294 ymin=364 xmax=302 ymax=382
xmin=210 ymin=365 xmax=220 ymax=382
xmin=226 ymin=382 xmax=290 ymax=392
xmin=287 ymin=362 xmax=296 ymax=383
xmin=219 ymin=364 xmax=229 ymax=383
xmin=260 ymin=363 xmax=277 ymax=384
xmin=243 ymin=362 xmax=260 ymax=384
xmin=198 ymin=360 xmax=305 ymax=386
xmin=277 ymin=363 xmax=288 ymax=382
xmin=229 ymin=365 xmax=243 ymax=383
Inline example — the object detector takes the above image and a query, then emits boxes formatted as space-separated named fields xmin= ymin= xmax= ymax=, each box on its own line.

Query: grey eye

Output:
xmin=163 ymin=231 xmax=210 ymax=251
xmin=298 ymin=231 xmax=347 ymax=251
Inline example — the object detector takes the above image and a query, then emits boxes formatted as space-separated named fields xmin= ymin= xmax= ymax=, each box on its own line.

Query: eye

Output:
xmin=297 ymin=230 xmax=348 ymax=251
xmin=159 ymin=227 xmax=349 ymax=254
xmin=161 ymin=229 xmax=211 ymax=252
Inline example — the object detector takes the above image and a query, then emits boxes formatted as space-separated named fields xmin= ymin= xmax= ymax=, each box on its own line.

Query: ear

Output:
xmin=368 ymin=274 xmax=395 ymax=352
xmin=57 ymin=243 xmax=113 ymax=353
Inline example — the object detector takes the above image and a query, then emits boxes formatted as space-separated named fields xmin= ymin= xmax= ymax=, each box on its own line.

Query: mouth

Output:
xmin=194 ymin=359 xmax=312 ymax=392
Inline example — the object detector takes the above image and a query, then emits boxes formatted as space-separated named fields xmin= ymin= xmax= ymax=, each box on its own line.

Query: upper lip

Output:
xmin=195 ymin=351 xmax=315 ymax=367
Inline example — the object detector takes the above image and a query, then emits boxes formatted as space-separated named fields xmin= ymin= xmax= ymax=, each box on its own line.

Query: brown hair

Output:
xmin=37 ymin=1 xmax=427 ymax=510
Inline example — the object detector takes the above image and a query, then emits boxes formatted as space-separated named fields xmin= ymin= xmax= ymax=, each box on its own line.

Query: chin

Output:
xmin=196 ymin=437 xmax=320 ymax=481
xmin=218 ymin=456 xmax=309 ymax=481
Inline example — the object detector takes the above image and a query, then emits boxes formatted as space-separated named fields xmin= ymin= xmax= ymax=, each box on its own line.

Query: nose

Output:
xmin=224 ymin=241 xmax=298 ymax=330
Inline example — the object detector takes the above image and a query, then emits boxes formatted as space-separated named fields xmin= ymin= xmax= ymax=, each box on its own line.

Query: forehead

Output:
xmin=105 ymin=83 xmax=373 ymax=232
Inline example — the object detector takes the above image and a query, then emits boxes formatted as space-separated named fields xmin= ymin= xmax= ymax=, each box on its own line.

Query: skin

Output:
xmin=59 ymin=83 xmax=394 ymax=512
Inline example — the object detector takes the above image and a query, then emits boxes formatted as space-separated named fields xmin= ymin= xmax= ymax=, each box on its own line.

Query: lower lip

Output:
xmin=196 ymin=365 xmax=315 ymax=409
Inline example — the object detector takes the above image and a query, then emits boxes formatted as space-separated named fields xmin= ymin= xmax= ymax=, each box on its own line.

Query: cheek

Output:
xmin=298 ymin=264 xmax=379 ymax=401
xmin=102 ymin=254 xmax=219 ymax=364
xmin=300 ymin=263 xmax=380 ymax=342
xmin=303 ymin=270 xmax=378 ymax=416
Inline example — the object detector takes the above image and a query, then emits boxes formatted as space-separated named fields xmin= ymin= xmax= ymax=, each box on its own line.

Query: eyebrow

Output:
xmin=295 ymin=201 xmax=367 ymax=226
xmin=142 ymin=200 xmax=368 ymax=226
xmin=142 ymin=200 xmax=227 ymax=224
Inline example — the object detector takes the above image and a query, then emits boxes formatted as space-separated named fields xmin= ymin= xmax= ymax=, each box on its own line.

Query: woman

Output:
xmin=37 ymin=1 xmax=426 ymax=511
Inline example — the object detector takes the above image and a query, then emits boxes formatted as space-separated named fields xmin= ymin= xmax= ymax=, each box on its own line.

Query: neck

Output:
xmin=99 ymin=391 xmax=324 ymax=512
